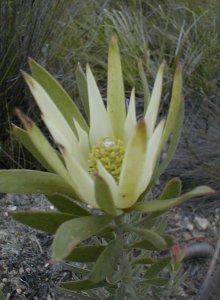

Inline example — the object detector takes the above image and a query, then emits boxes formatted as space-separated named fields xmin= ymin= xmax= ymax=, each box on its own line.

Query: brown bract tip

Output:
xmin=93 ymin=171 xmax=100 ymax=178
xmin=111 ymin=32 xmax=118 ymax=42
xmin=15 ymin=108 xmax=33 ymax=130
xmin=137 ymin=118 xmax=147 ymax=133
xmin=207 ymin=188 xmax=216 ymax=195
xmin=49 ymin=258 xmax=57 ymax=265
xmin=176 ymin=61 xmax=183 ymax=74
xmin=28 ymin=57 xmax=33 ymax=65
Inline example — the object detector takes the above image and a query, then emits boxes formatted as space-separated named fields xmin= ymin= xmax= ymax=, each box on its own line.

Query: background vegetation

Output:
xmin=0 ymin=0 xmax=219 ymax=192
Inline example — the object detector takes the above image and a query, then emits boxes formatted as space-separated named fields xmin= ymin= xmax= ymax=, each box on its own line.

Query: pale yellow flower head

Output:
xmin=21 ymin=35 xmax=183 ymax=213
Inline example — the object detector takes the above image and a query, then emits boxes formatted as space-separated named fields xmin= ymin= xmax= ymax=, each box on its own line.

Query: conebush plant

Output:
xmin=0 ymin=35 xmax=213 ymax=298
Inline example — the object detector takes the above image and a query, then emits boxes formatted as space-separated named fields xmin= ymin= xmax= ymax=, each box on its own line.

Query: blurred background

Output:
xmin=0 ymin=0 xmax=219 ymax=196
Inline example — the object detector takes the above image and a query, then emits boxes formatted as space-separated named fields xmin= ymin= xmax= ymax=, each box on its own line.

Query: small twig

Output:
xmin=184 ymin=242 xmax=214 ymax=260
xmin=33 ymin=236 xmax=43 ymax=253
xmin=195 ymin=233 xmax=220 ymax=300
xmin=203 ymin=234 xmax=220 ymax=285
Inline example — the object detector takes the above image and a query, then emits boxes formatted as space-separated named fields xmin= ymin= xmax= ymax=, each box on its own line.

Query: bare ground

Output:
xmin=0 ymin=192 xmax=219 ymax=299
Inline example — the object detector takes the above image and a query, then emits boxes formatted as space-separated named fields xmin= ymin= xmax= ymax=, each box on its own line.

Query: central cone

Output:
xmin=88 ymin=136 xmax=125 ymax=182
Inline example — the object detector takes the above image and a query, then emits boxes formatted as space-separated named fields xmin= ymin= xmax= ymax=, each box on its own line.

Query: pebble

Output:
xmin=0 ymin=230 xmax=8 ymax=237
xmin=183 ymin=232 xmax=192 ymax=241
xmin=16 ymin=288 xmax=22 ymax=295
xmin=7 ymin=205 xmax=17 ymax=211
xmin=184 ymin=216 xmax=194 ymax=231
xmin=0 ymin=283 xmax=5 ymax=290
xmin=194 ymin=216 xmax=211 ymax=230
xmin=192 ymin=230 xmax=204 ymax=239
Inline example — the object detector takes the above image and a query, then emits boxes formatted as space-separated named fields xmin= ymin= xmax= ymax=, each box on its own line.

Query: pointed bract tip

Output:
xmin=206 ymin=187 xmax=215 ymax=195
xmin=175 ymin=62 xmax=183 ymax=74
xmin=15 ymin=108 xmax=33 ymax=130
xmin=76 ymin=62 xmax=83 ymax=72
xmin=28 ymin=57 xmax=33 ymax=65
xmin=21 ymin=71 xmax=35 ymax=88
xmin=20 ymin=69 xmax=26 ymax=76
xmin=86 ymin=63 xmax=91 ymax=73
xmin=93 ymin=171 xmax=100 ymax=178
xmin=137 ymin=117 xmax=147 ymax=129
xmin=159 ymin=60 xmax=166 ymax=71
xmin=136 ymin=118 xmax=147 ymax=141
xmin=111 ymin=32 xmax=118 ymax=42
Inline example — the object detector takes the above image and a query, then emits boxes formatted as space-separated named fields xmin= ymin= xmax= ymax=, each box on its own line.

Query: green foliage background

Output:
xmin=0 ymin=0 xmax=219 ymax=190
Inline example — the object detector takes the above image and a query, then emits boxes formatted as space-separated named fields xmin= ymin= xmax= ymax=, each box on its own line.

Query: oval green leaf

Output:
xmin=66 ymin=245 xmax=105 ymax=262
xmin=159 ymin=177 xmax=182 ymax=200
xmin=0 ymin=170 xmax=76 ymax=197
xmin=134 ymin=186 xmax=215 ymax=213
xmin=62 ymin=279 xmax=105 ymax=291
xmin=10 ymin=211 xmax=76 ymax=234
xmin=52 ymin=215 xmax=113 ymax=261
xmin=89 ymin=238 xmax=123 ymax=283
xmin=46 ymin=194 xmax=91 ymax=216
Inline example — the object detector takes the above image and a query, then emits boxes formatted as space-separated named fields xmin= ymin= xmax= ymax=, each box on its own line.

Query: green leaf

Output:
xmin=28 ymin=58 xmax=88 ymax=133
xmin=13 ymin=125 xmax=54 ymax=172
xmin=65 ymin=265 xmax=90 ymax=276
xmin=46 ymin=194 xmax=91 ymax=216
xmin=163 ymin=235 xmax=174 ymax=247
xmin=107 ymin=34 xmax=126 ymax=139
xmin=57 ymin=290 xmax=98 ymax=300
xmin=144 ymin=257 xmax=170 ymax=279
xmin=138 ymin=229 xmax=167 ymax=250
xmin=62 ymin=279 xmax=105 ymax=291
xmin=134 ymin=186 xmax=215 ymax=213
xmin=129 ymin=235 xmax=173 ymax=250
xmin=52 ymin=215 xmax=113 ymax=260
xmin=159 ymin=177 xmax=182 ymax=200
xmin=98 ymin=225 xmax=116 ymax=240
xmin=94 ymin=173 xmax=121 ymax=216
xmin=76 ymin=63 xmax=90 ymax=121
xmin=15 ymin=110 xmax=69 ymax=180
xmin=66 ymin=245 xmax=105 ymax=262
xmin=10 ymin=212 xmax=76 ymax=234
xmin=132 ymin=257 xmax=156 ymax=265
xmin=138 ymin=59 xmax=150 ymax=113
xmin=89 ymin=238 xmax=123 ymax=283
xmin=129 ymin=239 xmax=159 ymax=250
xmin=122 ymin=224 xmax=167 ymax=250
xmin=0 ymin=170 xmax=76 ymax=196
xmin=0 ymin=290 xmax=5 ymax=300
xmin=155 ymin=218 xmax=167 ymax=235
